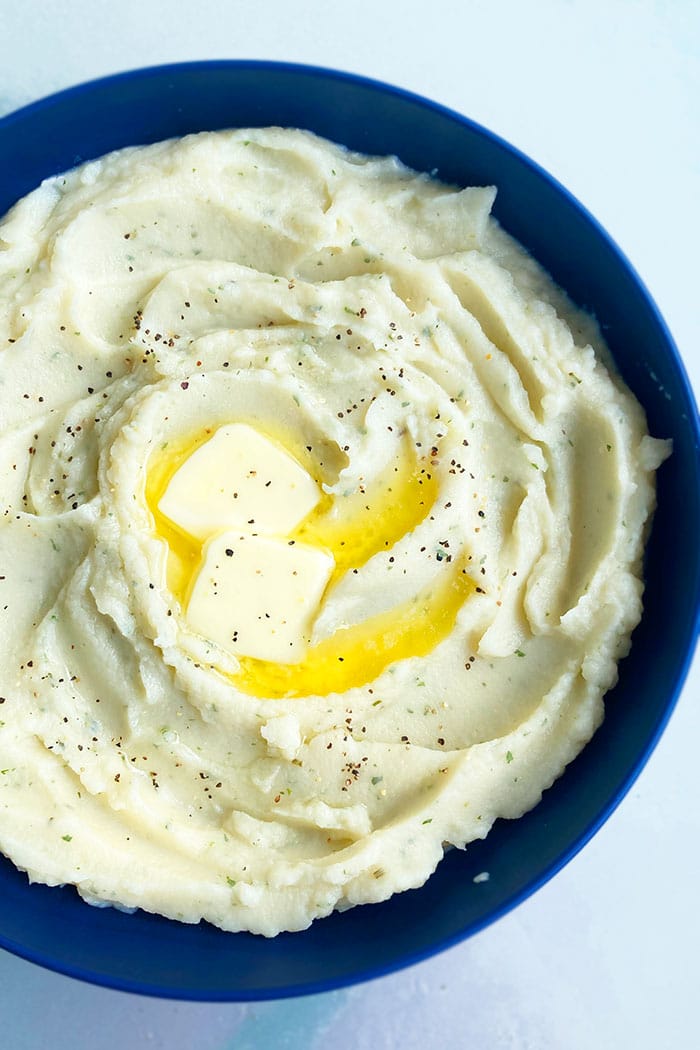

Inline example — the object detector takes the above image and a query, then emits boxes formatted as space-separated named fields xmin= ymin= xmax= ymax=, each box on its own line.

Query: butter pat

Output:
xmin=158 ymin=423 xmax=321 ymax=541
xmin=186 ymin=531 xmax=334 ymax=663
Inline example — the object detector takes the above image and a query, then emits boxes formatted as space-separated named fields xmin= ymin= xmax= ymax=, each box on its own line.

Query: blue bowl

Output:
xmin=0 ymin=61 xmax=698 ymax=1001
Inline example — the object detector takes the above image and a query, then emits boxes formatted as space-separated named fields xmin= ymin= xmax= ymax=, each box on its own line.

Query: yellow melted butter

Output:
xmin=291 ymin=445 xmax=437 ymax=586
xmin=145 ymin=422 xmax=473 ymax=698
xmin=234 ymin=563 xmax=474 ymax=699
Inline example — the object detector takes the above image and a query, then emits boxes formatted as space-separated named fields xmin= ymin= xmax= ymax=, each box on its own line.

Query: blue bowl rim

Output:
xmin=0 ymin=58 xmax=699 ymax=1001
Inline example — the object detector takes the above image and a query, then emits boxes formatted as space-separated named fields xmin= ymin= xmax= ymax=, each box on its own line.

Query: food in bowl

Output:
xmin=0 ymin=128 xmax=668 ymax=935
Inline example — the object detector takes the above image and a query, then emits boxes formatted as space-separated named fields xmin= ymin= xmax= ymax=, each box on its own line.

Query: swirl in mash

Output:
xmin=0 ymin=129 xmax=668 ymax=934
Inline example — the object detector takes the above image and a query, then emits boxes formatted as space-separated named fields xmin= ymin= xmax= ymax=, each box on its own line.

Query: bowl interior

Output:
xmin=1 ymin=61 xmax=698 ymax=1000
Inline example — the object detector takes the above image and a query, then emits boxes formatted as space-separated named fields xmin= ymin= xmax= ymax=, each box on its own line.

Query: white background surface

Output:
xmin=0 ymin=2 xmax=698 ymax=1047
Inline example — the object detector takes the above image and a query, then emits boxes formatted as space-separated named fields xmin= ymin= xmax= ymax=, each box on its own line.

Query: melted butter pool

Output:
xmin=145 ymin=422 xmax=473 ymax=698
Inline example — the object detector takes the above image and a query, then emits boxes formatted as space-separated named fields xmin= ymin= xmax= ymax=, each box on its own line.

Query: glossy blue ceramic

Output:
xmin=0 ymin=61 xmax=698 ymax=1000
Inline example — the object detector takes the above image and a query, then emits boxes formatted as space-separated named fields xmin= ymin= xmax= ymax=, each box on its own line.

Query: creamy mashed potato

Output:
xmin=0 ymin=129 xmax=668 ymax=934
